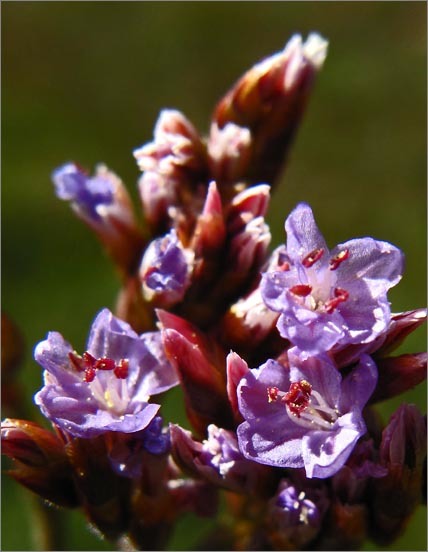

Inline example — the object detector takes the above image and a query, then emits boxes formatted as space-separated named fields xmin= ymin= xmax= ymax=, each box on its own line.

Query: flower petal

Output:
xmin=33 ymin=332 xmax=78 ymax=385
xmin=335 ymin=238 xmax=404 ymax=298
xmin=339 ymin=354 xmax=377 ymax=412
xmin=285 ymin=203 xmax=329 ymax=263
xmin=302 ymin=412 xmax=365 ymax=478
xmin=288 ymin=349 xmax=342 ymax=408
xmin=237 ymin=420 xmax=305 ymax=469
xmin=277 ymin=310 xmax=345 ymax=355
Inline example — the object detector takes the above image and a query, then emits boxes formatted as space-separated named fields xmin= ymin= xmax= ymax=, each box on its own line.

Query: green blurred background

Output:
xmin=2 ymin=2 xmax=426 ymax=550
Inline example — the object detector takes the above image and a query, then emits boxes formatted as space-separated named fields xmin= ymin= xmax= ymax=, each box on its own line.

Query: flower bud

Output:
xmin=137 ymin=171 xmax=178 ymax=235
xmin=207 ymin=122 xmax=252 ymax=186
xmin=221 ymin=288 xmax=280 ymax=361
xmin=369 ymin=404 xmax=427 ymax=544
xmin=157 ymin=310 xmax=234 ymax=434
xmin=226 ymin=183 xmax=270 ymax=233
xmin=52 ymin=163 xmax=144 ymax=277
xmin=334 ymin=308 xmax=427 ymax=367
xmin=191 ymin=181 xmax=226 ymax=256
xmin=226 ymin=352 xmax=249 ymax=422
xmin=213 ymin=33 xmax=328 ymax=185
xmin=134 ymin=109 xmax=205 ymax=174
xmin=369 ymin=352 xmax=427 ymax=404
xmin=266 ymin=479 xmax=327 ymax=550
xmin=170 ymin=423 xmax=270 ymax=495
xmin=140 ymin=229 xmax=194 ymax=308
xmin=1 ymin=419 xmax=79 ymax=507
xmin=377 ymin=308 xmax=427 ymax=356
xmin=133 ymin=110 xmax=208 ymax=234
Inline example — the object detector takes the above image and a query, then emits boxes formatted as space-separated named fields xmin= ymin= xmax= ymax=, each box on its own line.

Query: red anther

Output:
xmin=68 ymin=352 xmax=85 ymax=372
xmin=325 ymin=287 xmax=349 ymax=313
xmin=329 ymin=249 xmax=349 ymax=270
xmin=84 ymin=366 xmax=96 ymax=383
xmin=82 ymin=352 xmax=97 ymax=367
xmin=114 ymin=359 xmax=129 ymax=379
xmin=335 ymin=287 xmax=349 ymax=300
xmin=94 ymin=357 xmax=116 ymax=371
xmin=302 ymin=248 xmax=324 ymax=268
xmin=289 ymin=284 xmax=312 ymax=297
xmin=284 ymin=380 xmax=312 ymax=417
xmin=267 ymin=386 xmax=279 ymax=402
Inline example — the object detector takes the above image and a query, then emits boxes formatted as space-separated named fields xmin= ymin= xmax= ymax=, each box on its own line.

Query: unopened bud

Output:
xmin=1 ymin=419 xmax=78 ymax=507
xmin=157 ymin=310 xmax=234 ymax=435
xmin=213 ymin=33 xmax=328 ymax=186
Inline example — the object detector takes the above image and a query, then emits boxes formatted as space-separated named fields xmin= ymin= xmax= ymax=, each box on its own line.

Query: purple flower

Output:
xmin=139 ymin=229 xmax=194 ymax=307
xmin=170 ymin=423 xmax=270 ymax=494
xmin=261 ymin=203 xmax=404 ymax=355
xmin=34 ymin=309 xmax=178 ymax=438
xmin=273 ymin=482 xmax=320 ymax=525
xmin=237 ymin=348 xmax=377 ymax=478
xmin=199 ymin=424 xmax=244 ymax=477
xmin=52 ymin=163 xmax=136 ymax=227
xmin=266 ymin=478 xmax=329 ymax=550
xmin=53 ymin=163 xmax=114 ymax=219
xmin=271 ymin=480 xmax=322 ymax=531
xmin=52 ymin=163 xmax=144 ymax=274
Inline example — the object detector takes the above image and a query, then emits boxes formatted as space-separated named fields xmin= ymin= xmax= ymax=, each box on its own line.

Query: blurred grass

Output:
xmin=2 ymin=2 xmax=426 ymax=550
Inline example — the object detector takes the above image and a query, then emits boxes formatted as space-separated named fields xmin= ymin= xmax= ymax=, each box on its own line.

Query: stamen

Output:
xmin=267 ymin=379 xmax=339 ymax=431
xmin=302 ymin=248 xmax=324 ymax=268
xmin=82 ymin=352 xmax=97 ymax=367
xmin=329 ymin=249 xmax=349 ymax=270
xmin=289 ymin=284 xmax=312 ymax=297
xmin=94 ymin=357 xmax=116 ymax=371
xmin=324 ymin=287 xmax=349 ymax=313
xmin=285 ymin=405 xmax=315 ymax=429
xmin=114 ymin=359 xmax=129 ymax=379
xmin=84 ymin=366 xmax=96 ymax=383
xmin=73 ymin=351 xmax=130 ymax=383
xmin=299 ymin=409 xmax=335 ymax=430
xmin=267 ymin=386 xmax=279 ymax=402
xmin=283 ymin=380 xmax=312 ymax=417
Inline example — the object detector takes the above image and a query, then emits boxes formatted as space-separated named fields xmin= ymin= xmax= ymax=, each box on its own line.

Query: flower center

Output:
xmin=267 ymin=379 xmax=339 ymax=431
xmin=68 ymin=351 xmax=130 ymax=415
xmin=69 ymin=351 xmax=129 ymax=382
xmin=287 ymin=248 xmax=350 ymax=313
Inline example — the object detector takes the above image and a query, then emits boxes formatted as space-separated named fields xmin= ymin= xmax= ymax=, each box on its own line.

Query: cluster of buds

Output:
xmin=2 ymin=33 xmax=426 ymax=551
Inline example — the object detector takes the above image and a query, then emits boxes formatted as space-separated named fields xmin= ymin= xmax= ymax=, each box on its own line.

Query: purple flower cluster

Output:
xmin=2 ymin=32 xmax=426 ymax=552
